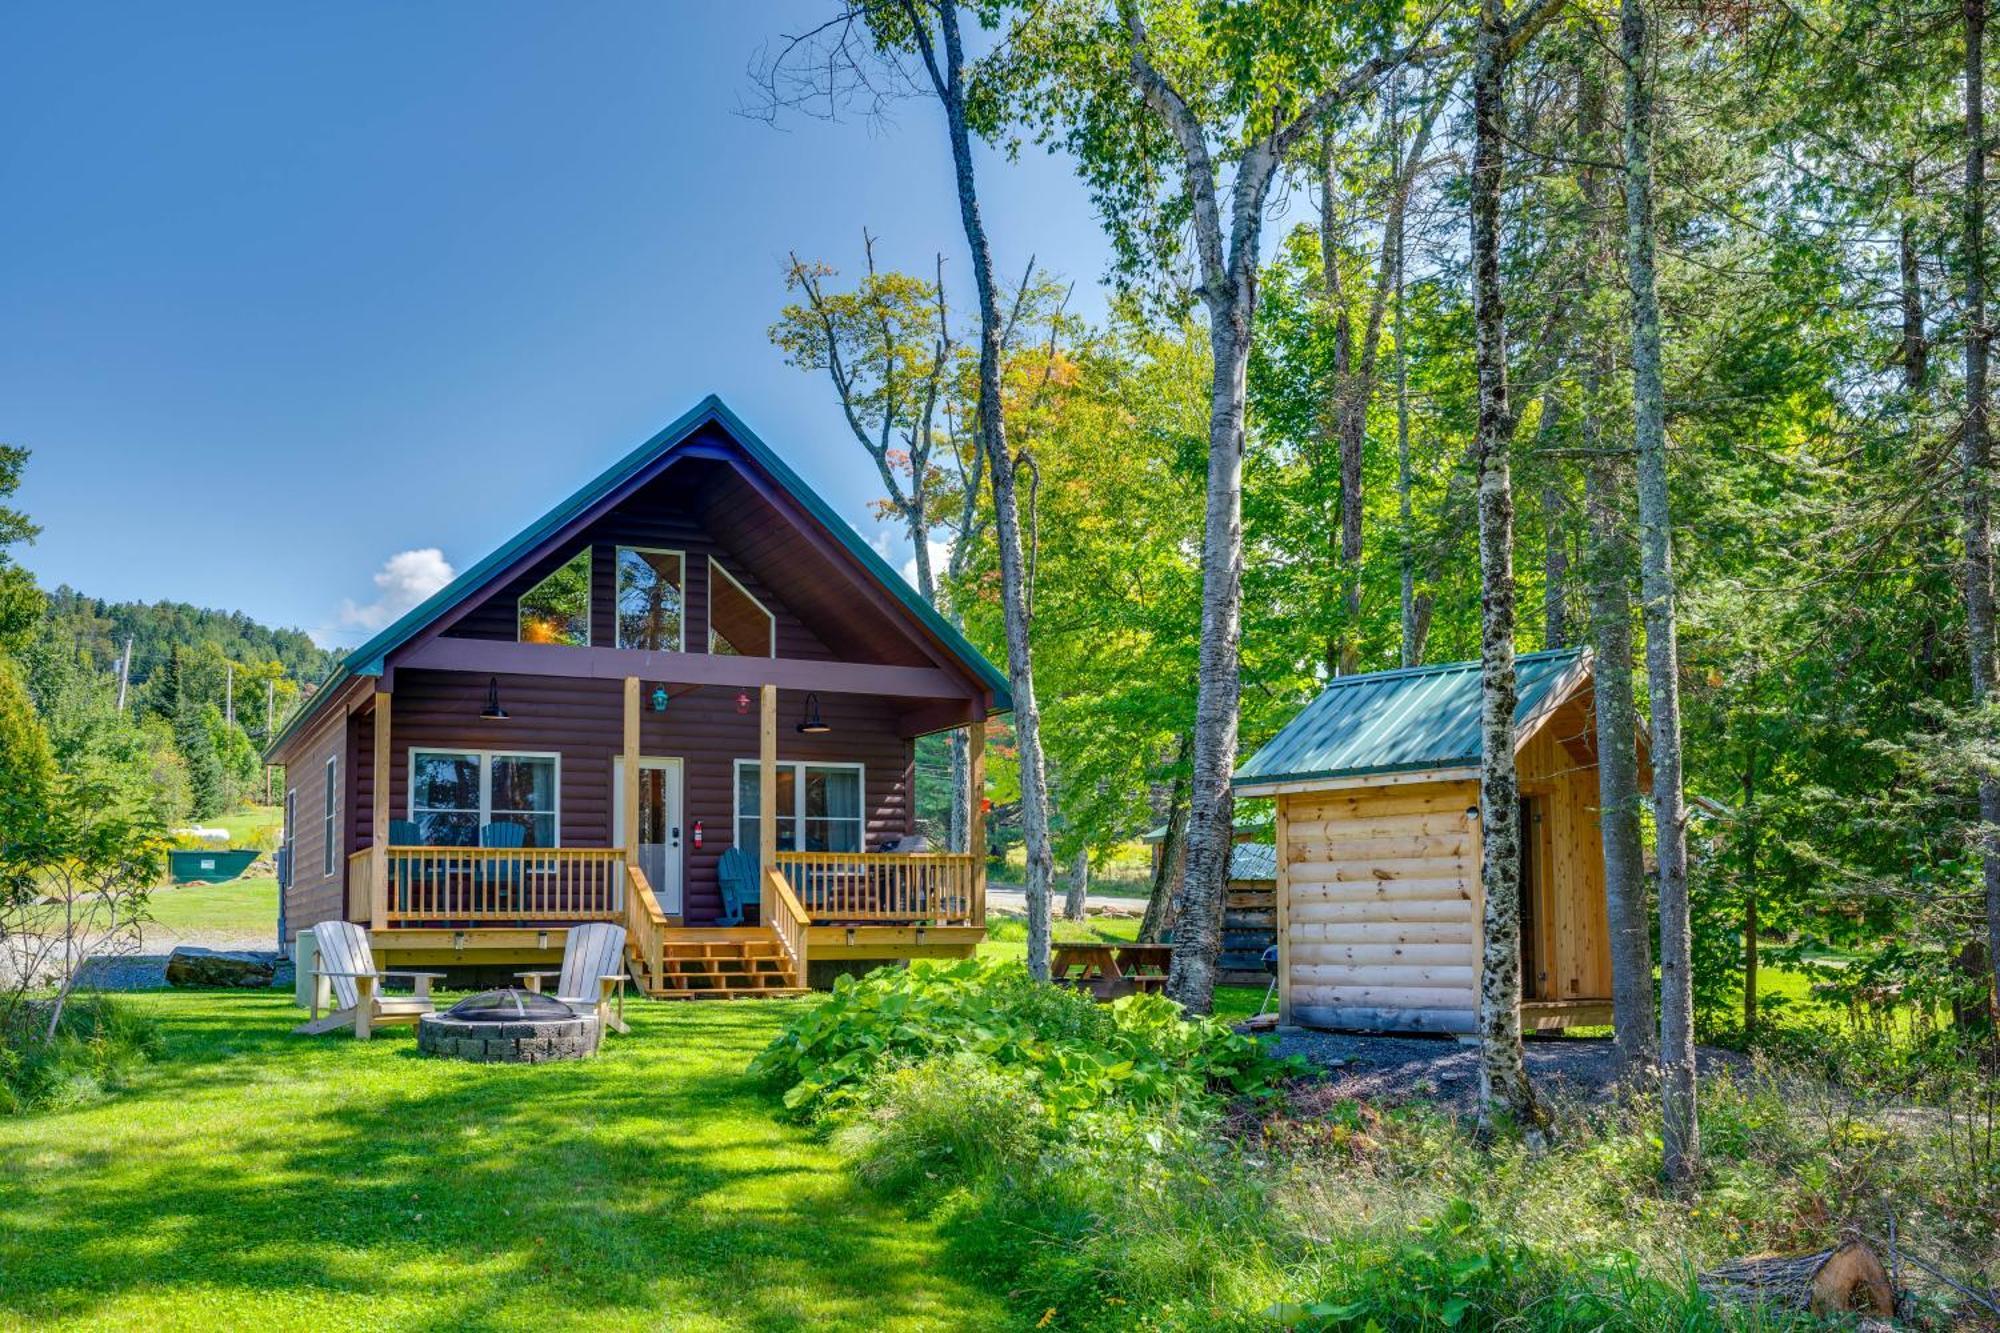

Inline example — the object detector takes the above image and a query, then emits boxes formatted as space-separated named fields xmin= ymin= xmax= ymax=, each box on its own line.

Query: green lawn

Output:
xmin=0 ymin=993 xmax=1011 ymax=1332
xmin=208 ymin=804 xmax=285 ymax=848
xmin=144 ymin=875 xmax=279 ymax=941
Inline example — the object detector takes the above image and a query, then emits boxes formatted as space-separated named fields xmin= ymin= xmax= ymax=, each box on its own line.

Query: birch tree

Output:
xmin=998 ymin=0 xmax=1441 ymax=1014
xmin=1469 ymin=0 xmax=1567 ymax=1136
xmin=1622 ymin=0 xmax=1697 ymax=1178
xmin=755 ymin=1 xmax=1059 ymax=978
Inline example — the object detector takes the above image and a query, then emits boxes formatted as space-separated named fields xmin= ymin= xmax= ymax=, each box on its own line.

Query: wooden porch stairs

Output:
xmin=626 ymin=927 xmax=808 ymax=1000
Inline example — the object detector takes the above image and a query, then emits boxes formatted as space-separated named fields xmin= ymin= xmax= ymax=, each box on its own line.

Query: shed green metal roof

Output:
xmin=267 ymin=395 xmax=1010 ymax=760
xmin=1232 ymin=648 xmax=1589 ymax=790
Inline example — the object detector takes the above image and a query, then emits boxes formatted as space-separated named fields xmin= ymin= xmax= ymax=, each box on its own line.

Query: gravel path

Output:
xmin=1268 ymin=1027 xmax=1753 ymax=1117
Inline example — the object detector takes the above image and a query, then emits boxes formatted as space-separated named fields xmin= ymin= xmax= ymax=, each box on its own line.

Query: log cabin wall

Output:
xmin=280 ymin=703 xmax=351 ymax=943
xmin=1278 ymin=779 xmax=1484 ymax=1034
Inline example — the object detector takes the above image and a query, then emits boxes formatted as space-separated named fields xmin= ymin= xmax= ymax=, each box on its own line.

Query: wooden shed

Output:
xmin=1233 ymin=648 xmax=1622 ymax=1035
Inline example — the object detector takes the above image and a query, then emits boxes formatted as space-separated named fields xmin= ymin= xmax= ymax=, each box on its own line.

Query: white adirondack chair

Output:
xmin=295 ymin=921 xmax=444 ymax=1039
xmin=518 ymin=922 xmax=631 ymax=1035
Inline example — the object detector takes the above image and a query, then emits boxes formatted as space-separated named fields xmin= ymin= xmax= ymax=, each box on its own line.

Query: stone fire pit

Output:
xmin=417 ymin=987 xmax=600 ymax=1063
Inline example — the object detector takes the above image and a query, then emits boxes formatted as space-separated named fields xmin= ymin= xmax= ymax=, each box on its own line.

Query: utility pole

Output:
xmin=264 ymin=678 xmax=276 ymax=804
xmin=115 ymin=637 xmax=133 ymax=711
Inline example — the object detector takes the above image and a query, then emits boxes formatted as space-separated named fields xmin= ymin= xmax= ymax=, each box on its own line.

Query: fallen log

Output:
xmin=1700 ymin=1240 xmax=1894 ymax=1318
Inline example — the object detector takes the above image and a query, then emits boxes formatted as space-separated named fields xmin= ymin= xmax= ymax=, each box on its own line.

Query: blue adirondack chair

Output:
xmin=480 ymin=821 xmax=528 ymax=919
xmin=388 ymin=820 xmax=424 ymax=912
xmin=716 ymin=845 xmax=757 ymax=926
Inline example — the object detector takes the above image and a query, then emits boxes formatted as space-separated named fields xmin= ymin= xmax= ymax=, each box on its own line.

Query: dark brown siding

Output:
xmin=352 ymin=673 xmax=914 ymax=925
xmin=282 ymin=708 xmax=349 ymax=942
xmin=439 ymin=455 xmax=938 ymax=671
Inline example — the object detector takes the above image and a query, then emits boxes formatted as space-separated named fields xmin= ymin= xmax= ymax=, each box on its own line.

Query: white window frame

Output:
xmin=708 ymin=557 xmax=775 ymax=657
xmin=407 ymin=748 xmax=564 ymax=847
xmin=321 ymin=756 xmax=339 ymax=876
xmin=614 ymin=545 xmax=687 ymax=652
xmin=517 ymin=548 xmax=593 ymax=647
xmin=731 ymin=759 xmax=866 ymax=853
xmin=284 ymin=786 xmax=298 ymax=884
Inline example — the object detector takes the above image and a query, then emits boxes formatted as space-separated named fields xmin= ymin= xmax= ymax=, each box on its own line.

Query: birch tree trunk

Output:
xmin=1470 ymin=0 xmax=1543 ymax=1135
xmin=1064 ymin=845 xmax=1088 ymax=922
xmin=1579 ymin=54 xmax=1657 ymax=1079
xmin=1397 ymin=183 xmax=1419 ymax=668
xmin=1623 ymin=0 xmax=1700 ymax=1180
xmin=1141 ymin=749 xmax=1190 ymax=944
xmin=910 ymin=1 xmax=1055 ymax=979
xmin=1962 ymin=0 xmax=2000 ymax=1021
xmin=1167 ymin=297 xmax=1252 ymax=1013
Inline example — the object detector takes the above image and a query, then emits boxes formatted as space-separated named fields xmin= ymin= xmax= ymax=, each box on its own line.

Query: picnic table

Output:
xmin=1051 ymin=941 xmax=1176 ymax=1000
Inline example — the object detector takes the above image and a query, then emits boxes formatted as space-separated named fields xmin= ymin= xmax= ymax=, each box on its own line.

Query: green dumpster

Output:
xmin=167 ymin=848 xmax=261 ymax=884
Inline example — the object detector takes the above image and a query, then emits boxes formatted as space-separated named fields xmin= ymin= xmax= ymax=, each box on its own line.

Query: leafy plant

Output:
xmin=751 ymin=958 xmax=1291 ymax=1121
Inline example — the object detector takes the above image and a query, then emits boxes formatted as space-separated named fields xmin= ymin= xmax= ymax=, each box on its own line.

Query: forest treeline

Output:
xmin=760 ymin=0 xmax=2000 ymax=1169
xmin=1 ymin=478 xmax=333 ymax=831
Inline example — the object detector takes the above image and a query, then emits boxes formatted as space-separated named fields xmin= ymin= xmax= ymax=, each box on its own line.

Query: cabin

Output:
xmin=1233 ymin=648 xmax=1623 ymax=1034
xmin=267 ymin=395 xmax=1007 ymax=998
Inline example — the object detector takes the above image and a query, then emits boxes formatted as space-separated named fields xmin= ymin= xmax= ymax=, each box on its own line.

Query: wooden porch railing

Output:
xmin=764 ymin=866 xmax=810 ymax=979
xmin=770 ymin=851 xmax=983 ymax=926
xmin=377 ymin=846 xmax=626 ymax=924
xmin=624 ymin=862 xmax=667 ymax=986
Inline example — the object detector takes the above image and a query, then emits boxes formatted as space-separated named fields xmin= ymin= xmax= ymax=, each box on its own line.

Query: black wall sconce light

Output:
xmin=480 ymin=677 xmax=509 ymax=720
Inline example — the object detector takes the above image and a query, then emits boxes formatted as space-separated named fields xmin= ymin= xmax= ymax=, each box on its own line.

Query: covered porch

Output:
xmin=346 ymin=669 xmax=988 ymax=989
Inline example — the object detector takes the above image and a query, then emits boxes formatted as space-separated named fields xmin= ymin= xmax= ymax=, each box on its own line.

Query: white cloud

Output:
xmin=867 ymin=526 xmax=954 ymax=593
xmin=335 ymin=547 xmax=456 ymax=637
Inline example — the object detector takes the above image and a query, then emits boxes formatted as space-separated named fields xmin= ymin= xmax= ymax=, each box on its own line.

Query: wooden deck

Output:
xmin=356 ymin=848 xmax=985 ymax=999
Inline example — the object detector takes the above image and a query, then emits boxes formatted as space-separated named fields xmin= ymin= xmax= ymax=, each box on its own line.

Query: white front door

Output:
xmin=614 ymin=757 xmax=683 ymax=916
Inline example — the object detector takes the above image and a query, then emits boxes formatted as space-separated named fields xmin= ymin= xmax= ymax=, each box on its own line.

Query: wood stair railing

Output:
xmin=621 ymin=863 xmax=806 ymax=999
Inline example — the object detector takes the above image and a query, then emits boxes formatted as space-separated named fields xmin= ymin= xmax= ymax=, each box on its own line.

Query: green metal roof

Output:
xmin=1228 ymin=842 xmax=1277 ymax=882
xmin=1232 ymin=648 xmax=1589 ymax=790
xmin=267 ymin=395 xmax=1010 ymax=760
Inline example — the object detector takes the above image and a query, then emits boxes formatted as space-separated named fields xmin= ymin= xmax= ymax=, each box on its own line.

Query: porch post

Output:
xmin=622 ymin=677 xmax=640 ymax=869
xmin=967 ymin=721 xmax=986 ymax=925
xmin=759 ymin=684 xmax=778 ymax=922
xmin=370 ymin=691 xmax=390 ymax=930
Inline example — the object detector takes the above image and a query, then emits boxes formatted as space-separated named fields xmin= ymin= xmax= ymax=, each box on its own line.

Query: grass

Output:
xmin=209 ymin=804 xmax=284 ymax=847
xmin=143 ymin=875 xmax=278 ymax=941
xmin=0 ymin=992 xmax=1011 ymax=1332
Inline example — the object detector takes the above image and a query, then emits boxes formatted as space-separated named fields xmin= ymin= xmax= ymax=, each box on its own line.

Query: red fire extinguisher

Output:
xmin=691 ymin=820 xmax=704 ymax=850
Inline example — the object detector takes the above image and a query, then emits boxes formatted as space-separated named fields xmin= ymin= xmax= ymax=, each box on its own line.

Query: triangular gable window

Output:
xmin=518 ymin=550 xmax=591 ymax=646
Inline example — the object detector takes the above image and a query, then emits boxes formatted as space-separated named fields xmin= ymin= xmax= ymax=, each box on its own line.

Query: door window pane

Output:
xmin=617 ymin=548 xmax=685 ymax=651
xmin=519 ymin=549 xmax=591 ymax=646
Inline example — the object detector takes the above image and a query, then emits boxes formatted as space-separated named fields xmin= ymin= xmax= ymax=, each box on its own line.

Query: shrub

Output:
xmin=0 ymin=995 xmax=159 ymax=1115
xmin=750 ymin=958 xmax=1290 ymax=1121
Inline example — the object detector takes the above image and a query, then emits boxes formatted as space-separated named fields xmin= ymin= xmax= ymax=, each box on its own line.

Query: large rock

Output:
xmin=165 ymin=946 xmax=277 ymax=989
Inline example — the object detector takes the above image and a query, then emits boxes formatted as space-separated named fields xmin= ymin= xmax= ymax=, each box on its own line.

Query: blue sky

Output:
xmin=1 ymin=3 xmax=1114 ymax=648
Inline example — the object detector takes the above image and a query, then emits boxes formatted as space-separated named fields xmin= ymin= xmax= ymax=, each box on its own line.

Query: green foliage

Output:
xmin=752 ymin=958 xmax=1289 ymax=1120
xmin=0 ymin=445 xmax=44 ymax=652
xmin=0 ymin=657 xmax=55 ymax=893
xmin=0 ymin=997 xmax=158 ymax=1116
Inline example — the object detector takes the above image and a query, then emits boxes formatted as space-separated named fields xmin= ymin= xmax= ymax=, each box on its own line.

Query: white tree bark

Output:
xmin=906 ymin=0 xmax=1055 ymax=978
xmin=1623 ymin=0 xmax=1699 ymax=1180
xmin=1468 ymin=0 xmax=1565 ymax=1137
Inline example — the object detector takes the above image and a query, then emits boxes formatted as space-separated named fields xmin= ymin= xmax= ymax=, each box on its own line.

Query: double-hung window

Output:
xmin=321 ymin=757 xmax=339 ymax=876
xmin=410 ymin=749 xmax=560 ymax=848
xmin=734 ymin=760 xmax=863 ymax=853
xmin=283 ymin=786 xmax=297 ymax=887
